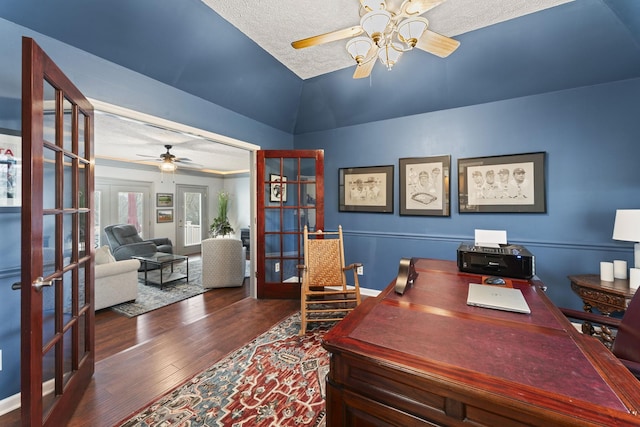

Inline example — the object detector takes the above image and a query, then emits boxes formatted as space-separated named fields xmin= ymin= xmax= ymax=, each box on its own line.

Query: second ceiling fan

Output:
xmin=291 ymin=0 xmax=460 ymax=79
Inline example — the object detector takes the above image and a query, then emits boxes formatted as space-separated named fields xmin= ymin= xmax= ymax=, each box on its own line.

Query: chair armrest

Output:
xmin=343 ymin=263 xmax=362 ymax=271
xmin=560 ymin=307 xmax=622 ymax=329
xmin=148 ymin=237 xmax=172 ymax=246
xmin=112 ymin=241 xmax=158 ymax=261
xmin=619 ymin=357 xmax=640 ymax=379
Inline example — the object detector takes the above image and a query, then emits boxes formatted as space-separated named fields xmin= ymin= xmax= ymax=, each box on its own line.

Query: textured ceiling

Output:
xmin=203 ymin=0 xmax=573 ymax=79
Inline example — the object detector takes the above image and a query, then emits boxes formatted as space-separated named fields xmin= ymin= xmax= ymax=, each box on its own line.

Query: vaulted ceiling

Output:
xmin=1 ymin=0 xmax=640 ymax=137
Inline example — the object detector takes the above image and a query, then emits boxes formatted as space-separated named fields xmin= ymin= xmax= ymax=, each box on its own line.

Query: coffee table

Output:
xmin=132 ymin=253 xmax=189 ymax=289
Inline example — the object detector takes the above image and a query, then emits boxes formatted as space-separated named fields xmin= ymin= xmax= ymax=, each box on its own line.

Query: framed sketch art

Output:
xmin=269 ymin=174 xmax=287 ymax=203
xmin=458 ymin=152 xmax=546 ymax=213
xmin=399 ymin=155 xmax=450 ymax=216
xmin=339 ymin=165 xmax=393 ymax=213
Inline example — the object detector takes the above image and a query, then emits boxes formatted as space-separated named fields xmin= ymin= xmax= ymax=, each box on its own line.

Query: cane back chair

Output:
xmin=299 ymin=225 xmax=362 ymax=335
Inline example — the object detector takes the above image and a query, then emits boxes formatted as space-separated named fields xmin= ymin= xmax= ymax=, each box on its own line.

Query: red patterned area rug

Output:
xmin=118 ymin=313 xmax=333 ymax=427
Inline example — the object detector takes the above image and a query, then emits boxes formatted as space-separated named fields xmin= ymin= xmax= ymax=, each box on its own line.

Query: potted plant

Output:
xmin=210 ymin=191 xmax=234 ymax=237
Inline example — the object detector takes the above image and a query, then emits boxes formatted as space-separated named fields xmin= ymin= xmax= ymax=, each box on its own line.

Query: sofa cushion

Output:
xmin=95 ymin=245 xmax=116 ymax=265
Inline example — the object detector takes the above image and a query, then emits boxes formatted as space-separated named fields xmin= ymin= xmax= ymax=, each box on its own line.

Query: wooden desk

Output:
xmin=323 ymin=259 xmax=640 ymax=427
xmin=569 ymin=274 xmax=635 ymax=315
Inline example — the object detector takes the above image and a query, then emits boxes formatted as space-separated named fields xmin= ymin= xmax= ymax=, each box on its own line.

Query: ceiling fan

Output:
xmin=291 ymin=0 xmax=460 ymax=79
xmin=136 ymin=145 xmax=197 ymax=171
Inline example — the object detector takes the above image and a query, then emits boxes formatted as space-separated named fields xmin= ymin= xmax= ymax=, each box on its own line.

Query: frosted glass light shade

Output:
xmin=159 ymin=160 xmax=177 ymax=172
xmin=397 ymin=17 xmax=428 ymax=47
xmin=378 ymin=42 xmax=403 ymax=70
xmin=346 ymin=37 xmax=374 ymax=63
xmin=360 ymin=10 xmax=391 ymax=43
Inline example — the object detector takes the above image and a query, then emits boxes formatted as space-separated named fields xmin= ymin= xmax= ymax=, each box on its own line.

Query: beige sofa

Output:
xmin=201 ymin=238 xmax=246 ymax=288
xmin=94 ymin=246 xmax=140 ymax=310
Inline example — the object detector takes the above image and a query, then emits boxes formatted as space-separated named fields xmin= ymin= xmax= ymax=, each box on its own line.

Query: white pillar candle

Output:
xmin=613 ymin=260 xmax=628 ymax=280
xmin=600 ymin=261 xmax=614 ymax=282
xmin=630 ymin=268 xmax=640 ymax=291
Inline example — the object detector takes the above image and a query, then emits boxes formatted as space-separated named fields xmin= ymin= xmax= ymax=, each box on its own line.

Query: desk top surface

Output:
xmin=323 ymin=258 xmax=640 ymax=418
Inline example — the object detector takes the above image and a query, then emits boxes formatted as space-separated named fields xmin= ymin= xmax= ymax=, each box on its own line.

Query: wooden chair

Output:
xmin=299 ymin=225 xmax=361 ymax=335
xmin=561 ymin=290 xmax=640 ymax=379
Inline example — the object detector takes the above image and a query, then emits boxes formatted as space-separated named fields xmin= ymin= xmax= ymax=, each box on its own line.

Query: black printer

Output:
xmin=457 ymin=243 xmax=535 ymax=279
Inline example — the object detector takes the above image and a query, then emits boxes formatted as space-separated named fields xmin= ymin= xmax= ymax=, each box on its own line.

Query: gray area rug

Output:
xmin=110 ymin=259 xmax=251 ymax=318
xmin=110 ymin=259 xmax=204 ymax=318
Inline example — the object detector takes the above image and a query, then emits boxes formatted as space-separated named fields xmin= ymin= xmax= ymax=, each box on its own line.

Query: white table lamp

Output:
xmin=612 ymin=209 xmax=640 ymax=269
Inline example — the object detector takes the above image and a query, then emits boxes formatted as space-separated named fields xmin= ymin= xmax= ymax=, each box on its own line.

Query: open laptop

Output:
xmin=466 ymin=283 xmax=531 ymax=314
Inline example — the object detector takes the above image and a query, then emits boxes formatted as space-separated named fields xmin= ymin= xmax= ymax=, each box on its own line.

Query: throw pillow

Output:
xmin=95 ymin=245 xmax=116 ymax=265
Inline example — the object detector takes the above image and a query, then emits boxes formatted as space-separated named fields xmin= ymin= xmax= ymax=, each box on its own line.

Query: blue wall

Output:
xmin=295 ymin=77 xmax=640 ymax=308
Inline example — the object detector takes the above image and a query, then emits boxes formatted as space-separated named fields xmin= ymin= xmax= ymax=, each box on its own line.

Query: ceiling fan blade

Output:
xmin=292 ymin=26 xmax=364 ymax=49
xmin=403 ymin=0 xmax=445 ymax=16
xmin=404 ymin=0 xmax=445 ymax=16
xmin=415 ymin=30 xmax=460 ymax=58
xmin=353 ymin=46 xmax=378 ymax=79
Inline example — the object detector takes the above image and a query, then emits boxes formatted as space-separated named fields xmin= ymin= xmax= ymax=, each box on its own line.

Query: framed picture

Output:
xmin=399 ymin=155 xmax=450 ymax=216
xmin=458 ymin=152 xmax=546 ymax=213
xmin=339 ymin=165 xmax=394 ymax=213
xmin=0 ymin=129 xmax=21 ymax=209
xmin=157 ymin=209 xmax=174 ymax=223
xmin=156 ymin=193 xmax=173 ymax=207
xmin=269 ymin=174 xmax=287 ymax=203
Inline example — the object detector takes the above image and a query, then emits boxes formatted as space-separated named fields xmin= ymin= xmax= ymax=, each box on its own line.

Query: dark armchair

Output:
xmin=561 ymin=290 xmax=640 ymax=379
xmin=104 ymin=224 xmax=173 ymax=261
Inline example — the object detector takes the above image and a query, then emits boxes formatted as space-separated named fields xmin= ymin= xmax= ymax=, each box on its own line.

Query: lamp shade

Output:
xmin=397 ymin=17 xmax=429 ymax=48
xmin=612 ymin=209 xmax=640 ymax=242
xmin=346 ymin=37 xmax=373 ymax=63
xmin=360 ymin=10 xmax=391 ymax=43
xmin=378 ymin=42 xmax=403 ymax=70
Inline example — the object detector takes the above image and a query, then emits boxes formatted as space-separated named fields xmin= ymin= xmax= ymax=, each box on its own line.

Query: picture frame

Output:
xmin=0 ymin=129 xmax=21 ymax=209
xmin=458 ymin=152 xmax=546 ymax=213
xmin=269 ymin=174 xmax=287 ymax=203
xmin=156 ymin=192 xmax=173 ymax=207
xmin=156 ymin=209 xmax=174 ymax=223
xmin=399 ymin=155 xmax=451 ymax=216
xmin=339 ymin=165 xmax=394 ymax=213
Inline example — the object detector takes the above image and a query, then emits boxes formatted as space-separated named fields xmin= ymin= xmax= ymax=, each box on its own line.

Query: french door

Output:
xmin=175 ymin=184 xmax=208 ymax=255
xmin=256 ymin=150 xmax=324 ymax=299
xmin=21 ymin=37 xmax=95 ymax=426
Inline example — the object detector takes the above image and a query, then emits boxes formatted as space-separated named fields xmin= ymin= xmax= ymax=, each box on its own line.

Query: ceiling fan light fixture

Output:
xmin=360 ymin=0 xmax=386 ymax=12
xmin=397 ymin=17 xmax=429 ymax=48
xmin=360 ymin=10 xmax=391 ymax=45
xmin=159 ymin=158 xmax=177 ymax=172
xmin=378 ymin=42 xmax=403 ymax=70
xmin=346 ymin=36 xmax=374 ymax=64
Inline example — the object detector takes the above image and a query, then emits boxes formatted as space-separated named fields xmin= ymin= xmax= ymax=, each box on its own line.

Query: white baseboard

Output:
xmin=0 ymin=378 xmax=55 ymax=416
xmin=0 ymin=391 xmax=20 ymax=416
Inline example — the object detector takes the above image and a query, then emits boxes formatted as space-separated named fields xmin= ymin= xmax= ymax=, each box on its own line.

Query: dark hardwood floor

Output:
xmin=0 ymin=278 xmax=299 ymax=426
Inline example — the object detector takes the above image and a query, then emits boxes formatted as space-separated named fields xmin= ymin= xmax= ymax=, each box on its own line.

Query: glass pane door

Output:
xmin=257 ymin=150 xmax=324 ymax=299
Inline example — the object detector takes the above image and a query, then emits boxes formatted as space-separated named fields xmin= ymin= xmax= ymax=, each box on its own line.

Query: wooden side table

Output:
xmin=568 ymin=274 xmax=635 ymax=346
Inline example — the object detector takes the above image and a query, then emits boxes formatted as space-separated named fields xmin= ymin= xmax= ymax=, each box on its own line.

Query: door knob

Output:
xmin=33 ymin=276 xmax=61 ymax=292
